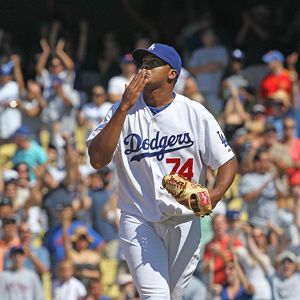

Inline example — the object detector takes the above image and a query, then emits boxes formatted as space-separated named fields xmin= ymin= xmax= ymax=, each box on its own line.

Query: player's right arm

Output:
xmin=88 ymin=69 xmax=149 ymax=169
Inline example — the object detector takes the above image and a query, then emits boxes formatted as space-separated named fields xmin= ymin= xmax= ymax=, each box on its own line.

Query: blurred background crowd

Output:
xmin=1 ymin=0 xmax=300 ymax=299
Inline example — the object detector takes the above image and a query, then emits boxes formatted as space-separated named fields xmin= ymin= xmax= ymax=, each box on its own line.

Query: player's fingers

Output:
xmin=128 ymin=70 xmax=147 ymax=94
xmin=121 ymin=72 xmax=146 ymax=105
xmin=127 ymin=69 xmax=145 ymax=89
xmin=135 ymin=75 xmax=149 ymax=94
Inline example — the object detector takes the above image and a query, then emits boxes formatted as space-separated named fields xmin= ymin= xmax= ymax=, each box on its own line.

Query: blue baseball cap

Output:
xmin=121 ymin=53 xmax=135 ymax=64
xmin=132 ymin=43 xmax=182 ymax=76
xmin=10 ymin=245 xmax=24 ymax=256
xmin=262 ymin=50 xmax=284 ymax=63
xmin=0 ymin=60 xmax=14 ymax=76
xmin=12 ymin=126 xmax=31 ymax=139
xmin=226 ymin=210 xmax=241 ymax=221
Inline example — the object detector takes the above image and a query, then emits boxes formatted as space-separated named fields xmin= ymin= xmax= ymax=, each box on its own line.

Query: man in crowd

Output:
xmin=11 ymin=125 xmax=47 ymax=184
xmin=202 ymin=213 xmax=243 ymax=286
xmin=0 ymin=245 xmax=43 ymax=300
xmin=0 ymin=216 xmax=20 ymax=271
xmin=107 ymin=53 xmax=137 ymax=103
xmin=239 ymin=147 xmax=285 ymax=224
xmin=4 ymin=222 xmax=50 ymax=277
xmin=260 ymin=50 xmax=292 ymax=117
xmin=0 ymin=58 xmax=21 ymax=144
xmin=271 ymin=250 xmax=300 ymax=300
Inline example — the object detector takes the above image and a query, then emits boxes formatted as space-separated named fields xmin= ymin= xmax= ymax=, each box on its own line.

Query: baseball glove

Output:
xmin=162 ymin=173 xmax=212 ymax=217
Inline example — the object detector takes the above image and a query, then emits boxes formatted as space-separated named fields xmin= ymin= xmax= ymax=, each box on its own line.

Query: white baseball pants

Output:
xmin=119 ymin=212 xmax=202 ymax=300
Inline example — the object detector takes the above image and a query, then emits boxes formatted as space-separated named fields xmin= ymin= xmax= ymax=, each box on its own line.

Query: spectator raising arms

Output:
xmin=211 ymin=250 xmax=255 ymax=300
xmin=62 ymin=218 xmax=102 ymax=286
xmin=237 ymin=223 xmax=274 ymax=300
xmin=202 ymin=214 xmax=243 ymax=287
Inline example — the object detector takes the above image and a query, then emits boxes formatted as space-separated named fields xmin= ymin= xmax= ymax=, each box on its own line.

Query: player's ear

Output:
xmin=167 ymin=69 xmax=178 ymax=85
xmin=168 ymin=69 xmax=177 ymax=80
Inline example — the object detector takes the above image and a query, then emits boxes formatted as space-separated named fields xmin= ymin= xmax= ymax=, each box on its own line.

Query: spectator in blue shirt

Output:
xmin=43 ymin=203 xmax=104 ymax=275
xmin=11 ymin=126 xmax=47 ymax=184
xmin=88 ymin=167 xmax=119 ymax=259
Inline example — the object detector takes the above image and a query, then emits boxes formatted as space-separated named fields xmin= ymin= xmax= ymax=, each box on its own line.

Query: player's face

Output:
xmin=141 ymin=55 xmax=173 ymax=85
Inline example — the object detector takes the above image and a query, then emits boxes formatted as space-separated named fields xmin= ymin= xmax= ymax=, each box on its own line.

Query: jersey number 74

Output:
xmin=166 ymin=158 xmax=194 ymax=181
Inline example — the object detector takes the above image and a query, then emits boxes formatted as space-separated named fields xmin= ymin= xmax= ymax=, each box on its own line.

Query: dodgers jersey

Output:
xmin=87 ymin=93 xmax=235 ymax=222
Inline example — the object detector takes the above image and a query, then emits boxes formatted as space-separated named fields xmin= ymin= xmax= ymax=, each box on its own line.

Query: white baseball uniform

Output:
xmin=87 ymin=93 xmax=235 ymax=299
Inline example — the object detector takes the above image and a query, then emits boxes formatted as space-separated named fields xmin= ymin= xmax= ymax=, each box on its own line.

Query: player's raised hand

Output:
xmin=119 ymin=69 xmax=149 ymax=111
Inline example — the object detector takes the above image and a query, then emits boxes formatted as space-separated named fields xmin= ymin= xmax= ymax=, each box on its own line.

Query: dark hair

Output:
xmin=4 ymin=179 xmax=17 ymax=188
xmin=87 ymin=278 xmax=102 ymax=289
xmin=253 ymin=147 xmax=268 ymax=162
xmin=13 ymin=162 xmax=30 ymax=171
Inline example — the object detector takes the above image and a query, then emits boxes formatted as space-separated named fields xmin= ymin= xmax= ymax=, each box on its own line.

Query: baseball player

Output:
xmin=87 ymin=43 xmax=237 ymax=300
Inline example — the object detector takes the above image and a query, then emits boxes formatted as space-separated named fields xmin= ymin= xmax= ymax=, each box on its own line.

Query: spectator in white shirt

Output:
xmin=271 ymin=250 xmax=300 ymax=300
xmin=0 ymin=245 xmax=43 ymax=300
xmin=52 ymin=259 xmax=87 ymax=300
xmin=78 ymin=85 xmax=112 ymax=137
xmin=0 ymin=59 xmax=20 ymax=143
xmin=107 ymin=53 xmax=137 ymax=103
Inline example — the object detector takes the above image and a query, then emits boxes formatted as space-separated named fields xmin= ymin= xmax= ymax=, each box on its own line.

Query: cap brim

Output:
xmin=278 ymin=253 xmax=297 ymax=263
xmin=262 ymin=56 xmax=270 ymax=63
xmin=132 ymin=49 xmax=169 ymax=66
xmin=71 ymin=234 xmax=93 ymax=243
xmin=10 ymin=249 xmax=25 ymax=256
xmin=132 ymin=49 xmax=152 ymax=64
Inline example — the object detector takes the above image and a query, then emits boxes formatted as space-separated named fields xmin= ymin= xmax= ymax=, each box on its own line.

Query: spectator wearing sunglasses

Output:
xmin=78 ymin=85 xmax=112 ymax=138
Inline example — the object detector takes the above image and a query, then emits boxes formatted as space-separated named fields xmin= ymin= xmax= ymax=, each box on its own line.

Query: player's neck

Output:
xmin=143 ymin=89 xmax=174 ymax=108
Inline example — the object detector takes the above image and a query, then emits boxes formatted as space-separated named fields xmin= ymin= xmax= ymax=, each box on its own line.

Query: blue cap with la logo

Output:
xmin=132 ymin=43 xmax=182 ymax=76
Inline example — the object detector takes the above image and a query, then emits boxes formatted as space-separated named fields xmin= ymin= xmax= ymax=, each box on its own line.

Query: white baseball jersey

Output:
xmin=87 ymin=93 xmax=234 ymax=222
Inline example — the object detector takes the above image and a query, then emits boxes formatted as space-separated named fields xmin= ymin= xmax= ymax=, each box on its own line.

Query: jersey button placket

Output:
xmin=151 ymin=118 xmax=157 ymax=133
xmin=148 ymin=118 xmax=158 ymax=158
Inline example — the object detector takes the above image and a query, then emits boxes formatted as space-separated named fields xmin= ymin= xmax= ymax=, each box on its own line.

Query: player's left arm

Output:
xmin=208 ymin=157 xmax=238 ymax=208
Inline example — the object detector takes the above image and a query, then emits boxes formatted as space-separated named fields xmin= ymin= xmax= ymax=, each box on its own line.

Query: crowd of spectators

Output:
xmin=1 ymin=2 xmax=300 ymax=300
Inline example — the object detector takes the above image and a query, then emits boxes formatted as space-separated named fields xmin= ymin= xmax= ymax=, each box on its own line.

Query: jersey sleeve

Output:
xmin=200 ymin=110 xmax=235 ymax=169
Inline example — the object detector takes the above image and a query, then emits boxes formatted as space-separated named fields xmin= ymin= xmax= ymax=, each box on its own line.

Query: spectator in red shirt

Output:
xmin=202 ymin=213 xmax=243 ymax=286
xmin=260 ymin=50 xmax=292 ymax=116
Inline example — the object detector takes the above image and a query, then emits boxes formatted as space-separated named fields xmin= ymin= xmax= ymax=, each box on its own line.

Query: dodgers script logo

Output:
xmin=124 ymin=131 xmax=194 ymax=162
